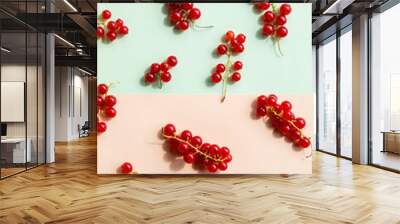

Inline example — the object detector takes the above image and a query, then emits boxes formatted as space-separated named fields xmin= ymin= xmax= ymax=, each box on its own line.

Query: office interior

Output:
xmin=0 ymin=0 xmax=399 ymax=178
xmin=0 ymin=1 xmax=399 ymax=222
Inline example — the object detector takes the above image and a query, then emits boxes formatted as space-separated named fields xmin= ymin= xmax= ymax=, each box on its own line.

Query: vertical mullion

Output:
xmin=36 ymin=0 xmax=39 ymax=167
xmin=25 ymin=0 xmax=28 ymax=171
xmin=336 ymin=30 xmax=341 ymax=157
xmin=316 ymin=45 xmax=320 ymax=150
xmin=367 ymin=11 xmax=373 ymax=165
xmin=0 ymin=22 xmax=2 ymax=179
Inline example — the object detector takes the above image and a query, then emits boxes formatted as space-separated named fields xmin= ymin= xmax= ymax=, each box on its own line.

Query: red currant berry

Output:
xmin=160 ymin=72 xmax=172 ymax=82
xmin=200 ymin=143 xmax=211 ymax=152
xmin=150 ymin=63 xmax=161 ymax=73
xmin=233 ymin=43 xmax=244 ymax=53
xmin=215 ymin=64 xmax=226 ymax=73
xmin=120 ymin=162 xmax=133 ymax=174
xmin=160 ymin=62 xmax=170 ymax=71
xmin=105 ymin=107 xmax=117 ymax=118
xmin=180 ymin=130 xmax=192 ymax=141
xmin=182 ymin=3 xmax=193 ymax=10
xmin=280 ymin=4 xmax=292 ymax=16
xmin=235 ymin=33 xmax=246 ymax=44
xmin=263 ymin=11 xmax=274 ymax=23
xmin=98 ymin=84 xmax=108 ymax=94
xmin=276 ymin=26 xmax=288 ymax=38
xmin=97 ymin=26 xmax=105 ymax=38
xmin=231 ymin=72 xmax=241 ymax=82
xmin=118 ymin=26 xmax=129 ymax=35
xmin=168 ymin=139 xmax=180 ymax=152
xmin=217 ymin=44 xmax=228 ymax=55
xmin=268 ymin=94 xmax=278 ymax=101
xmin=233 ymin=61 xmax=243 ymax=70
xmin=224 ymin=154 xmax=232 ymax=163
xmin=257 ymin=95 xmax=268 ymax=107
xmin=167 ymin=56 xmax=178 ymax=67
xmin=294 ymin=118 xmax=306 ymax=129
xmin=219 ymin=147 xmax=230 ymax=157
xmin=107 ymin=21 xmax=117 ymax=30
xmin=297 ymin=137 xmax=310 ymax=148
xmin=167 ymin=3 xmax=180 ymax=11
xmin=207 ymin=163 xmax=218 ymax=173
xmin=176 ymin=20 xmax=189 ymax=30
xmin=191 ymin=136 xmax=202 ymax=147
xmin=97 ymin=96 xmax=104 ymax=107
xmin=280 ymin=124 xmax=291 ymax=136
xmin=257 ymin=106 xmax=267 ymax=117
xmin=276 ymin=15 xmax=287 ymax=26
xmin=188 ymin=8 xmax=201 ymax=20
xmin=170 ymin=12 xmax=181 ymax=24
xmin=262 ymin=24 xmax=274 ymax=36
xmin=144 ymin=73 xmax=156 ymax=83
xmin=184 ymin=153 xmax=195 ymax=163
xmin=256 ymin=2 xmax=270 ymax=11
xmin=209 ymin=144 xmax=219 ymax=156
xmin=163 ymin=124 xmax=176 ymax=136
xmin=266 ymin=96 xmax=277 ymax=107
xmin=224 ymin=31 xmax=235 ymax=42
xmin=106 ymin=31 xmax=117 ymax=41
xmin=97 ymin=121 xmax=107 ymax=133
xmin=211 ymin=73 xmax=222 ymax=83
xmin=281 ymin=101 xmax=292 ymax=112
xmin=282 ymin=111 xmax=295 ymax=120
xmin=177 ymin=142 xmax=190 ymax=155
xmin=115 ymin=18 xmax=124 ymax=28
xmin=218 ymin=162 xmax=228 ymax=171
xmin=104 ymin=95 xmax=117 ymax=107
xmin=102 ymin=10 xmax=112 ymax=20
xmin=289 ymin=129 xmax=301 ymax=142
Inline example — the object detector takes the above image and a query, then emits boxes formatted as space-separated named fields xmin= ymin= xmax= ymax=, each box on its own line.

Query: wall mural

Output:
xmin=97 ymin=3 xmax=313 ymax=174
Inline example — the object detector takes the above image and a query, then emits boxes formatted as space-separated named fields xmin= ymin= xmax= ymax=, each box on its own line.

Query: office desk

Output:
xmin=382 ymin=131 xmax=400 ymax=154
xmin=1 ymin=138 xmax=31 ymax=163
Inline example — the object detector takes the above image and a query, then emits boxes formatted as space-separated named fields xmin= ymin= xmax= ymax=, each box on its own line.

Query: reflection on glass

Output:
xmin=318 ymin=38 xmax=337 ymax=154
xmin=340 ymin=30 xmax=352 ymax=158
xmin=371 ymin=4 xmax=400 ymax=171
xmin=1 ymin=31 xmax=27 ymax=177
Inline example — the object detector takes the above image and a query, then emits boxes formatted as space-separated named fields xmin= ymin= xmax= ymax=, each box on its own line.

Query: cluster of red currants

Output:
xmin=144 ymin=56 xmax=178 ymax=88
xmin=255 ymin=3 xmax=291 ymax=39
xmin=162 ymin=124 xmax=233 ymax=173
xmin=97 ymin=83 xmax=117 ymax=133
xmin=212 ymin=31 xmax=246 ymax=102
xmin=120 ymin=162 xmax=133 ymax=174
xmin=97 ymin=9 xmax=129 ymax=41
xmin=255 ymin=94 xmax=311 ymax=149
xmin=166 ymin=3 xmax=202 ymax=31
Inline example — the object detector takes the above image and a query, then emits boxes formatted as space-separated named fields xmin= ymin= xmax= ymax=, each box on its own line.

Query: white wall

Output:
xmin=54 ymin=67 xmax=89 ymax=141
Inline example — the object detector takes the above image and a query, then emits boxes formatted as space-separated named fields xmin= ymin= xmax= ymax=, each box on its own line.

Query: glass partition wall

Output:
xmin=0 ymin=2 xmax=46 ymax=179
xmin=370 ymin=3 xmax=400 ymax=171
xmin=316 ymin=27 xmax=353 ymax=159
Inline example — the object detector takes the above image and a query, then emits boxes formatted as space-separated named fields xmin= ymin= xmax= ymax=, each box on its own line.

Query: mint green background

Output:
xmin=98 ymin=3 xmax=312 ymax=94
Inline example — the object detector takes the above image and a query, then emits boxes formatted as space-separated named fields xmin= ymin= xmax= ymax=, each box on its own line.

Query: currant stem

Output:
xmin=158 ymin=73 xmax=163 ymax=89
xmin=276 ymin=40 xmax=284 ymax=56
xmin=221 ymin=53 xmax=233 ymax=103
xmin=162 ymin=131 xmax=227 ymax=163
xmin=267 ymin=106 xmax=310 ymax=140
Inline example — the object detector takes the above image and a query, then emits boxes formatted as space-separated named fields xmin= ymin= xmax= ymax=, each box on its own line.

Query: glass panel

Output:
xmin=317 ymin=37 xmax=337 ymax=154
xmin=371 ymin=4 xmax=400 ymax=171
xmin=27 ymin=31 xmax=38 ymax=169
xmin=1 ymin=30 xmax=27 ymax=177
xmin=38 ymin=33 xmax=45 ymax=165
xmin=339 ymin=29 xmax=352 ymax=158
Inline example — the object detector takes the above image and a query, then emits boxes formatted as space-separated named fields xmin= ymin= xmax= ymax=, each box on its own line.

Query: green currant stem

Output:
xmin=276 ymin=39 xmax=284 ymax=56
xmin=191 ymin=22 xmax=214 ymax=29
xmin=158 ymin=73 xmax=163 ymax=89
xmin=221 ymin=53 xmax=233 ymax=103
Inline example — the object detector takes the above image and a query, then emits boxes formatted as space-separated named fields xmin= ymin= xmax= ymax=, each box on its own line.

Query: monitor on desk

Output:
xmin=1 ymin=123 xmax=7 ymax=138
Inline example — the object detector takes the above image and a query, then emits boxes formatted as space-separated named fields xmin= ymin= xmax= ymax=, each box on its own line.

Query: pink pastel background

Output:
xmin=97 ymin=94 xmax=313 ymax=174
